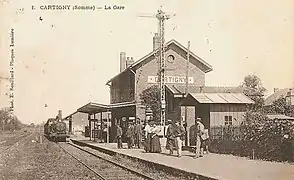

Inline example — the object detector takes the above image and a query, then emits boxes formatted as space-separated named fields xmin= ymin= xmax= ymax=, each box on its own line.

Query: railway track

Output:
xmin=57 ymin=142 xmax=156 ymax=180
xmin=0 ymin=131 xmax=35 ymax=155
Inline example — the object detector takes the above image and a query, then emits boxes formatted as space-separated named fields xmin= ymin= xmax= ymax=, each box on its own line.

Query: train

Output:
xmin=44 ymin=117 xmax=68 ymax=142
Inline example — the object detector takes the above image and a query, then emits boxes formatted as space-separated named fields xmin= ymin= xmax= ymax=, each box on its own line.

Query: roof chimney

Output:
xmin=120 ymin=52 xmax=126 ymax=72
xmin=153 ymin=33 xmax=160 ymax=50
xmin=274 ymin=88 xmax=279 ymax=93
xmin=126 ymin=57 xmax=134 ymax=68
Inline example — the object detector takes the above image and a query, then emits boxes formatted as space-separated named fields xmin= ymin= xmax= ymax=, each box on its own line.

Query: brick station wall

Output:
xmin=134 ymin=45 xmax=206 ymax=120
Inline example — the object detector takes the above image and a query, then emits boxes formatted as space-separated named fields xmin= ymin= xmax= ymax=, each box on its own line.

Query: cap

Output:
xmin=167 ymin=119 xmax=172 ymax=122
xmin=196 ymin=117 xmax=202 ymax=121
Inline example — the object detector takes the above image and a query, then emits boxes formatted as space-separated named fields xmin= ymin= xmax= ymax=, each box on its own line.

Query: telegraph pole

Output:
xmin=138 ymin=10 xmax=174 ymax=128
xmin=184 ymin=41 xmax=190 ymax=146
xmin=157 ymin=10 xmax=168 ymax=127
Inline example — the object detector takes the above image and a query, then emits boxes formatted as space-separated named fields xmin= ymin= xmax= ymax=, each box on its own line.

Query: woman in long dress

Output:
xmin=150 ymin=123 xmax=162 ymax=153
xmin=144 ymin=121 xmax=152 ymax=152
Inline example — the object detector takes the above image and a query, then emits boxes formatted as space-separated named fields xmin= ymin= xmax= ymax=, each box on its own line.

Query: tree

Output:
xmin=139 ymin=85 xmax=161 ymax=122
xmin=241 ymin=74 xmax=267 ymax=110
xmin=241 ymin=75 xmax=267 ymax=137
xmin=267 ymin=96 xmax=294 ymax=117
xmin=0 ymin=108 xmax=22 ymax=131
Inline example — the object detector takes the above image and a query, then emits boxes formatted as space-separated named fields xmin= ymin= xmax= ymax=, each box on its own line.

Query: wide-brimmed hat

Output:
xmin=196 ymin=117 xmax=202 ymax=121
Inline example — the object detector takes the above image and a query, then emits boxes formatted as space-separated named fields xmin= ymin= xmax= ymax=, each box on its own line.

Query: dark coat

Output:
xmin=166 ymin=124 xmax=175 ymax=140
xmin=174 ymin=125 xmax=185 ymax=140
xmin=116 ymin=126 xmax=123 ymax=137
xmin=134 ymin=124 xmax=143 ymax=135
xmin=126 ymin=125 xmax=134 ymax=138
xmin=166 ymin=124 xmax=176 ymax=150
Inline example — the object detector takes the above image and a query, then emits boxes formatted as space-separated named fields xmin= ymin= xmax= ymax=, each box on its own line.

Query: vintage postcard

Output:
xmin=0 ymin=0 xmax=294 ymax=179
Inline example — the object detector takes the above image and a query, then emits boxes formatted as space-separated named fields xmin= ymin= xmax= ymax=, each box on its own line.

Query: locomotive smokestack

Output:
xmin=58 ymin=110 xmax=62 ymax=120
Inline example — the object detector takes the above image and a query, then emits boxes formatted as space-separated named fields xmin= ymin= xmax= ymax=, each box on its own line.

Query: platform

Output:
xmin=71 ymin=137 xmax=294 ymax=180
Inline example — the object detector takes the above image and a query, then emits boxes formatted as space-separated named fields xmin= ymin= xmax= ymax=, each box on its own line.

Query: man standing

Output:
xmin=134 ymin=118 xmax=143 ymax=148
xmin=174 ymin=121 xmax=185 ymax=157
xmin=165 ymin=119 xmax=175 ymax=155
xmin=194 ymin=117 xmax=205 ymax=158
xmin=126 ymin=122 xmax=134 ymax=149
xmin=116 ymin=123 xmax=123 ymax=149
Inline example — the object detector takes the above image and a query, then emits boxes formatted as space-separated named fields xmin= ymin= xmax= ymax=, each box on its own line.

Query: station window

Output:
xmin=224 ymin=115 xmax=232 ymax=125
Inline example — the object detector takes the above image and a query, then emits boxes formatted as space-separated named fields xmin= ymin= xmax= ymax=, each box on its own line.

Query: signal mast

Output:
xmin=139 ymin=10 xmax=175 ymax=127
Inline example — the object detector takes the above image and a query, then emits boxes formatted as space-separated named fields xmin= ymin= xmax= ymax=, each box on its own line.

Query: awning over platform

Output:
xmin=77 ymin=101 xmax=136 ymax=114
xmin=77 ymin=102 xmax=110 ymax=114
xmin=63 ymin=111 xmax=78 ymax=120
xmin=181 ymin=93 xmax=254 ymax=106
xmin=109 ymin=101 xmax=136 ymax=108
xmin=266 ymin=114 xmax=294 ymax=120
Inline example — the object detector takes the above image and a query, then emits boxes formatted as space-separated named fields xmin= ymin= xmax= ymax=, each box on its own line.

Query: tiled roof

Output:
xmin=166 ymin=85 xmax=245 ymax=94
xmin=188 ymin=93 xmax=254 ymax=104
xmin=264 ymin=88 xmax=294 ymax=106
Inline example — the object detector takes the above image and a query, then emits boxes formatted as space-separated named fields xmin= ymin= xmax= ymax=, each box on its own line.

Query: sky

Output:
xmin=0 ymin=0 xmax=293 ymax=124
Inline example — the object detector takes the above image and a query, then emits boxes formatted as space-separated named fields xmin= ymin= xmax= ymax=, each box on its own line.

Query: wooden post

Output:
xmin=88 ymin=114 xmax=91 ymax=141
xmin=106 ymin=111 xmax=109 ymax=143
xmin=184 ymin=41 xmax=190 ymax=146
xmin=100 ymin=112 xmax=103 ymax=143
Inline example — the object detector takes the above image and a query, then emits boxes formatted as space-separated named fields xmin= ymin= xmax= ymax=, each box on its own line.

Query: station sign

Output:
xmin=147 ymin=76 xmax=194 ymax=84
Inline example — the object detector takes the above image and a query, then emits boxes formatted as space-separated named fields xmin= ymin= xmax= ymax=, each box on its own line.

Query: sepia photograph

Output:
xmin=0 ymin=0 xmax=294 ymax=179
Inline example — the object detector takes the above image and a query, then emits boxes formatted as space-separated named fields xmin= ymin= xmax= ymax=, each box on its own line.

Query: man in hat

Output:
xmin=194 ymin=117 xmax=205 ymax=158
xmin=174 ymin=121 xmax=185 ymax=157
xmin=126 ymin=121 xmax=135 ymax=149
xmin=134 ymin=118 xmax=143 ymax=148
xmin=165 ymin=119 xmax=175 ymax=155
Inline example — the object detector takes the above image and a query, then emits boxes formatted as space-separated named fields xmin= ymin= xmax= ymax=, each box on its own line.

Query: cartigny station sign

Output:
xmin=147 ymin=76 xmax=194 ymax=84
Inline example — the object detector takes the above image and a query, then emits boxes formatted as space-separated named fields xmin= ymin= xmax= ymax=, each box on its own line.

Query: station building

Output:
xmin=70 ymin=34 xmax=254 ymax=145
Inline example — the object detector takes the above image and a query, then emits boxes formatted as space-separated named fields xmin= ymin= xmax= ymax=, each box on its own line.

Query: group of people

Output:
xmin=116 ymin=116 xmax=209 ymax=159
xmin=116 ymin=118 xmax=143 ymax=149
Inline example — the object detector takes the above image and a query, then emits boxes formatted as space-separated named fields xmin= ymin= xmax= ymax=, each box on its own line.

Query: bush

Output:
xmin=210 ymin=118 xmax=294 ymax=162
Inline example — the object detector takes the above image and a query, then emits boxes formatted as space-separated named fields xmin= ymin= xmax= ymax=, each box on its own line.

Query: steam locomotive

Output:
xmin=44 ymin=118 xmax=68 ymax=142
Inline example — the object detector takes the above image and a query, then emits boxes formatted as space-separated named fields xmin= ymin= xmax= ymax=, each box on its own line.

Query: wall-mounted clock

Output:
xmin=167 ymin=55 xmax=175 ymax=63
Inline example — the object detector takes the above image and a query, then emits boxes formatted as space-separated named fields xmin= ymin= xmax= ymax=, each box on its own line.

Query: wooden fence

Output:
xmin=210 ymin=126 xmax=243 ymax=140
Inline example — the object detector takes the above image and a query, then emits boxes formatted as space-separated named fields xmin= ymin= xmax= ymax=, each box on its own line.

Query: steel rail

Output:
xmin=67 ymin=142 xmax=156 ymax=180
xmin=57 ymin=142 xmax=106 ymax=180
xmin=0 ymin=130 xmax=34 ymax=155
